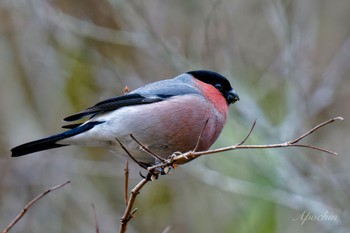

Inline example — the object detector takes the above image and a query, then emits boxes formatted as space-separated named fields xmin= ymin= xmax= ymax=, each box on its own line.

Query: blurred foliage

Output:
xmin=1 ymin=0 xmax=350 ymax=233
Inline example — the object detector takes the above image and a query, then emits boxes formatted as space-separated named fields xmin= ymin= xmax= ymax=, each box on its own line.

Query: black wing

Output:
xmin=63 ymin=93 xmax=172 ymax=122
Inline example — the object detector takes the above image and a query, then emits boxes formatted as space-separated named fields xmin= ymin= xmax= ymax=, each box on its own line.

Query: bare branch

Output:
xmin=119 ymin=178 xmax=149 ymax=233
xmin=1 ymin=180 xmax=70 ymax=233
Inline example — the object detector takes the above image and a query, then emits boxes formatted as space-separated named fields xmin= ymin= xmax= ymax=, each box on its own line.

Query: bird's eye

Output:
xmin=215 ymin=83 xmax=223 ymax=91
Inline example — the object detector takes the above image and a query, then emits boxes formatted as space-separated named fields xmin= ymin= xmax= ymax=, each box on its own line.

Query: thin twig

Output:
xmin=289 ymin=117 xmax=344 ymax=144
xmin=92 ymin=203 xmax=100 ymax=233
xmin=115 ymin=138 xmax=148 ymax=169
xmin=124 ymin=160 xmax=129 ymax=205
xmin=237 ymin=119 xmax=256 ymax=146
xmin=119 ymin=178 xmax=149 ymax=233
xmin=1 ymin=180 xmax=70 ymax=233
xmin=193 ymin=118 xmax=209 ymax=152
xmin=130 ymin=134 xmax=166 ymax=162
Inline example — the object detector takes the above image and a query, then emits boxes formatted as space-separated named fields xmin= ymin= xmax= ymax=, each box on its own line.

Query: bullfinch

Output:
xmin=10 ymin=70 xmax=239 ymax=166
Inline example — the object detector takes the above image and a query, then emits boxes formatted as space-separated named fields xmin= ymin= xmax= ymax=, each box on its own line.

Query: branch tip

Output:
xmin=238 ymin=120 xmax=256 ymax=145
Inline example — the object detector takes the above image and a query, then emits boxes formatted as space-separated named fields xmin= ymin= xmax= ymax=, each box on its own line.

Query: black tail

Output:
xmin=11 ymin=121 xmax=104 ymax=157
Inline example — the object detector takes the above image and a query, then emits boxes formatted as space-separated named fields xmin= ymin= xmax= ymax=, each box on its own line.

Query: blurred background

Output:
xmin=0 ymin=0 xmax=349 ymax=232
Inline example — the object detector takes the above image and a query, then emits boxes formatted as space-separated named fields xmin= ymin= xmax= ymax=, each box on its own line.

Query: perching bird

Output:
xmin=11 ymin=70 xmax=239 ymax=166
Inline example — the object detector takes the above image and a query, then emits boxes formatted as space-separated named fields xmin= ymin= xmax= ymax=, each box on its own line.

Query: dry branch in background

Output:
xmin=119 ymin=116 xmax=343 ymax=233
xmin=1 ymin=181 xmax=70 ymax=233
xmin=92 ymin=203 xmax=100 ymax=233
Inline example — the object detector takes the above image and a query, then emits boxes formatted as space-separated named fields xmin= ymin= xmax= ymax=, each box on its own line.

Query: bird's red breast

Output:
xmin=194 ymin=79 xmax=229 ymax=120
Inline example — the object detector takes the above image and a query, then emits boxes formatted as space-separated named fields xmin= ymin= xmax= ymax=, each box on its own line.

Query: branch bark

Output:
xmin=119 ymin=178 xmax=149 ymax=233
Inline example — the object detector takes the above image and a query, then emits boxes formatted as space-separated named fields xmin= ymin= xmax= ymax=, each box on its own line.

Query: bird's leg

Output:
xmin=139 ymin=171 xmax=159 ymax=181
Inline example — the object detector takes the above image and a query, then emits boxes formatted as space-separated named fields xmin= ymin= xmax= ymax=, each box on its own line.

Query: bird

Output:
xmin=10 ymin=70 xmax=239 ymax=166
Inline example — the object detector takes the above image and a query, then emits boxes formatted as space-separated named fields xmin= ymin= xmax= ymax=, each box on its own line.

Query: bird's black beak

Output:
xmin=227 ymin=89 xmax=239 ymax=104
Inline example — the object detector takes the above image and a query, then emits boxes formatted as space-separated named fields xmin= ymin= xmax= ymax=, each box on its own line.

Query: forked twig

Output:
xmin=1 ymin=180 xmax=70 ymax=233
